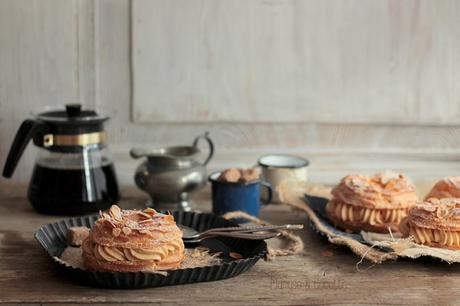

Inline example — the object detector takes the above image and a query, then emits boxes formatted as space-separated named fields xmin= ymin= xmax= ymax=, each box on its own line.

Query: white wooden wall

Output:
xmin=2 ymin=0 xmax=460 ymax=185
xmin=132 ymin=0 xmax=460 ymax=125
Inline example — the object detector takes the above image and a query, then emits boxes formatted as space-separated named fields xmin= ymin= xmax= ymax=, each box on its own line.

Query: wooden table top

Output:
xmin=1 ymin=182 xmax=459 ymax=305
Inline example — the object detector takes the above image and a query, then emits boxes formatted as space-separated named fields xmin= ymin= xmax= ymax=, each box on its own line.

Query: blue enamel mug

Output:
xmin=209 ymin=171 xmax=273 ymax=219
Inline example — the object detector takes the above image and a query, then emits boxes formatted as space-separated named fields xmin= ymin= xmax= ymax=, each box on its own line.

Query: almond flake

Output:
xmin=350 ymin=178 xmax=364 ymax=188
xmin=144 ymin=208 xmax=157 ymax=215
xmin=124 ymin=220 xmax=137 ymax=228
xmin=122 ymin=227 xmax=132 ymax=235
xmin=452 ymin=208 xmax=460 ymax=218
xmin=138 ymin=212 xmax=152 ymax=219
xmin=422 ymin=205 xmax=436 ymax=212
xmin=229 ymin=252 xmax=243 ymax=259
xmin=436 ymin=208 xmax=449 ymax=219
xmin=112 ymin=228 xmax=121 ymax=237
xmin=139 ymin=219 xmax=154 ymax=224
xmin=109 ymin=205 xmax=122 ymax=221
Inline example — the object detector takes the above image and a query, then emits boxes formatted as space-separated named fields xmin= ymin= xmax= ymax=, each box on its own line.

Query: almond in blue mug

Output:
xmin=208 ymin=171 xmax=272 ymax=220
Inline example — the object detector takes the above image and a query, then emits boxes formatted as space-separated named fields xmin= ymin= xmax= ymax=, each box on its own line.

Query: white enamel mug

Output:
xmin=257 ymin=154 xmax=309 ymax=203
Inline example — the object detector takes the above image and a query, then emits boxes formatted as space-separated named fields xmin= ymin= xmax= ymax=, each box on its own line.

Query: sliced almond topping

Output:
xmin=229 ymin=252 xmax=243 ymax=259
xmin=122 ymin=227 xmax=132 ymax=235
xmin=436 ymin=207 xmax=449 ymax=219
xmin=138 ymin=212 xmax=152 ymax=219
xmin=139 ymin=219 xmax=154 ymax=224
xmin=144 ymin=207 xmax=157 ymax=215
xmin=109 ymin=205 xmax=123 ymax=221
xmin=112 ymin=228 xmax=121 ymax=237
xmin=422 ymin=205 xmax=436 ymax=212
xmin=427 ymin=198 xmax=441 ymax=205
xmin=102 ymin=212 xmax=111 ymax=219
xmin=124 ymin=220 xmax=137 ymax=228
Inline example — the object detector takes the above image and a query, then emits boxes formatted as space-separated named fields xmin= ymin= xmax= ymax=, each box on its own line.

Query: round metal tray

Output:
xmin=35 ymin=211 xmax=267 ymax=289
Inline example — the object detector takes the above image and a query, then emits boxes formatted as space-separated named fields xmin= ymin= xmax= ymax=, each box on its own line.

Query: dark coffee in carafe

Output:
xmin=28 ymin=160 xmax=119 ymax=215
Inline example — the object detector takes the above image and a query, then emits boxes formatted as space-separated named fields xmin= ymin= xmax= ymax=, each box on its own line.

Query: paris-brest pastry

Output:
xmin=82 ymin=205 xmax=184 ymax=272
xmin=425 ymin=176 xmax=460 ymax=200
xmin=326 ymin=172 xmax=418 ymax=233
xmin=400 ymin=198 xmax=460 ymax=249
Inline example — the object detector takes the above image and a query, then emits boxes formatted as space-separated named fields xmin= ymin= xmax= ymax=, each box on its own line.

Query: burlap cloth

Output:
xmin=222 ymin=211 xmax=304 ymax=259
xmin=275 ymin=181 xmax=460 ymax=264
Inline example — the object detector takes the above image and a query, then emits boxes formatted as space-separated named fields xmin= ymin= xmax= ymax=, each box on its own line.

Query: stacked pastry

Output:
xmin=82 ymin=205 xmax=184 ymax=272
xmin=425 ymin=176 xmax=460 ymax=200
xmin=326 ymin=172 xmax=418 ymax=233
xmin=400 ymin=198 xmax=460 ymax=249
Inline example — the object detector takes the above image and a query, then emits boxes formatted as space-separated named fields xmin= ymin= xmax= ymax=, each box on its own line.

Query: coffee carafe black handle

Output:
xmin=2 ymin=119 xmax=49 ymax=178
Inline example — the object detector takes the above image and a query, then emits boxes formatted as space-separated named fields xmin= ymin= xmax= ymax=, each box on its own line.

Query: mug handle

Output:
xmin=260 ymin=181 xmax=273 ymax=205
xmin=192 ymin=131 xmax=214 ymax=166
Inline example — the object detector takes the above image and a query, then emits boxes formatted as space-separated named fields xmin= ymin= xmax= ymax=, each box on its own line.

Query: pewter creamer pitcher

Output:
xmin=130 ymin=133 xmax=214 ymax=211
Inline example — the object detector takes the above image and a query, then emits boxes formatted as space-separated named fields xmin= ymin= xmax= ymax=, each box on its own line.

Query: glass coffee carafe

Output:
xmin=2 ymin=104 xmax=120 ymax=215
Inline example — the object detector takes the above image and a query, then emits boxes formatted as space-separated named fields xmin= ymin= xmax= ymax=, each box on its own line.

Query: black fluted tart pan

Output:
xmin=35 ymin=211 xmax=267 ymax=289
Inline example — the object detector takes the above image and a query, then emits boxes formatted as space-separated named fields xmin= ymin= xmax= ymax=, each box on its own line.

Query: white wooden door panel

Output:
xmin=132 ymin=0 xmax=460 ymax=124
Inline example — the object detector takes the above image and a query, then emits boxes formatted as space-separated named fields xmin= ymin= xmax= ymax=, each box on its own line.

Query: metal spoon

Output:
xmin=179 ymin=224 xmax=303 ymax=243
xmin=183 ymin=231 xmax=281 ymax=244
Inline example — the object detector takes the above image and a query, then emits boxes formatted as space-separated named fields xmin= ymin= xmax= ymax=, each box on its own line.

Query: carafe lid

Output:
xmin=36 ymin=104 xmax=108 ymax=124
xmin=34 ymin=104 xmax=109 ymax=134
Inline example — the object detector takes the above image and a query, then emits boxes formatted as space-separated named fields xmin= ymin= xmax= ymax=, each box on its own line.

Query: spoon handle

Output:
xmin=182 ymin=224 xmax=303 ymax=240
xmin=197 ymin=224 xmax=303 ymax=236
xmin=185 ymin=231 xmax=280 ymax=243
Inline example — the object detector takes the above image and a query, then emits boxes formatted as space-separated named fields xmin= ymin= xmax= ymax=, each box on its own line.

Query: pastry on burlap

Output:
xmin=400 ymin=198 xmax=460 ymax=250
xmin=425 ymin=176 xmax=460 ymax=200
xmin=278 ymin=180 xmax=460 ymax=264
xmin=326 ymin=172 xmax=418 ymax=233
xmin=82 ymin=205 xmax=184 ymax=272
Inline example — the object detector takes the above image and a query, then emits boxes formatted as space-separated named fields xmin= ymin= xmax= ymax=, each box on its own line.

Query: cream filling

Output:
xmin=328 ymin=200 xmax=409 ymax=226
xmin=410 ymin=225 xmax=460 ymax=247
xmin=92 ymin=238 xmax=184 ymax=262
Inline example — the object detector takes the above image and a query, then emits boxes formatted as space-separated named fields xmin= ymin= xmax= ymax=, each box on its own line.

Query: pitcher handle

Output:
xmin=192 ymin=131 xmax=214 ymax=166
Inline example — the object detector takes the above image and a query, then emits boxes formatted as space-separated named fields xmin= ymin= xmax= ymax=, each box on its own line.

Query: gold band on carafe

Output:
xmin=43 ymin=132 xmax=107 ymax=147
